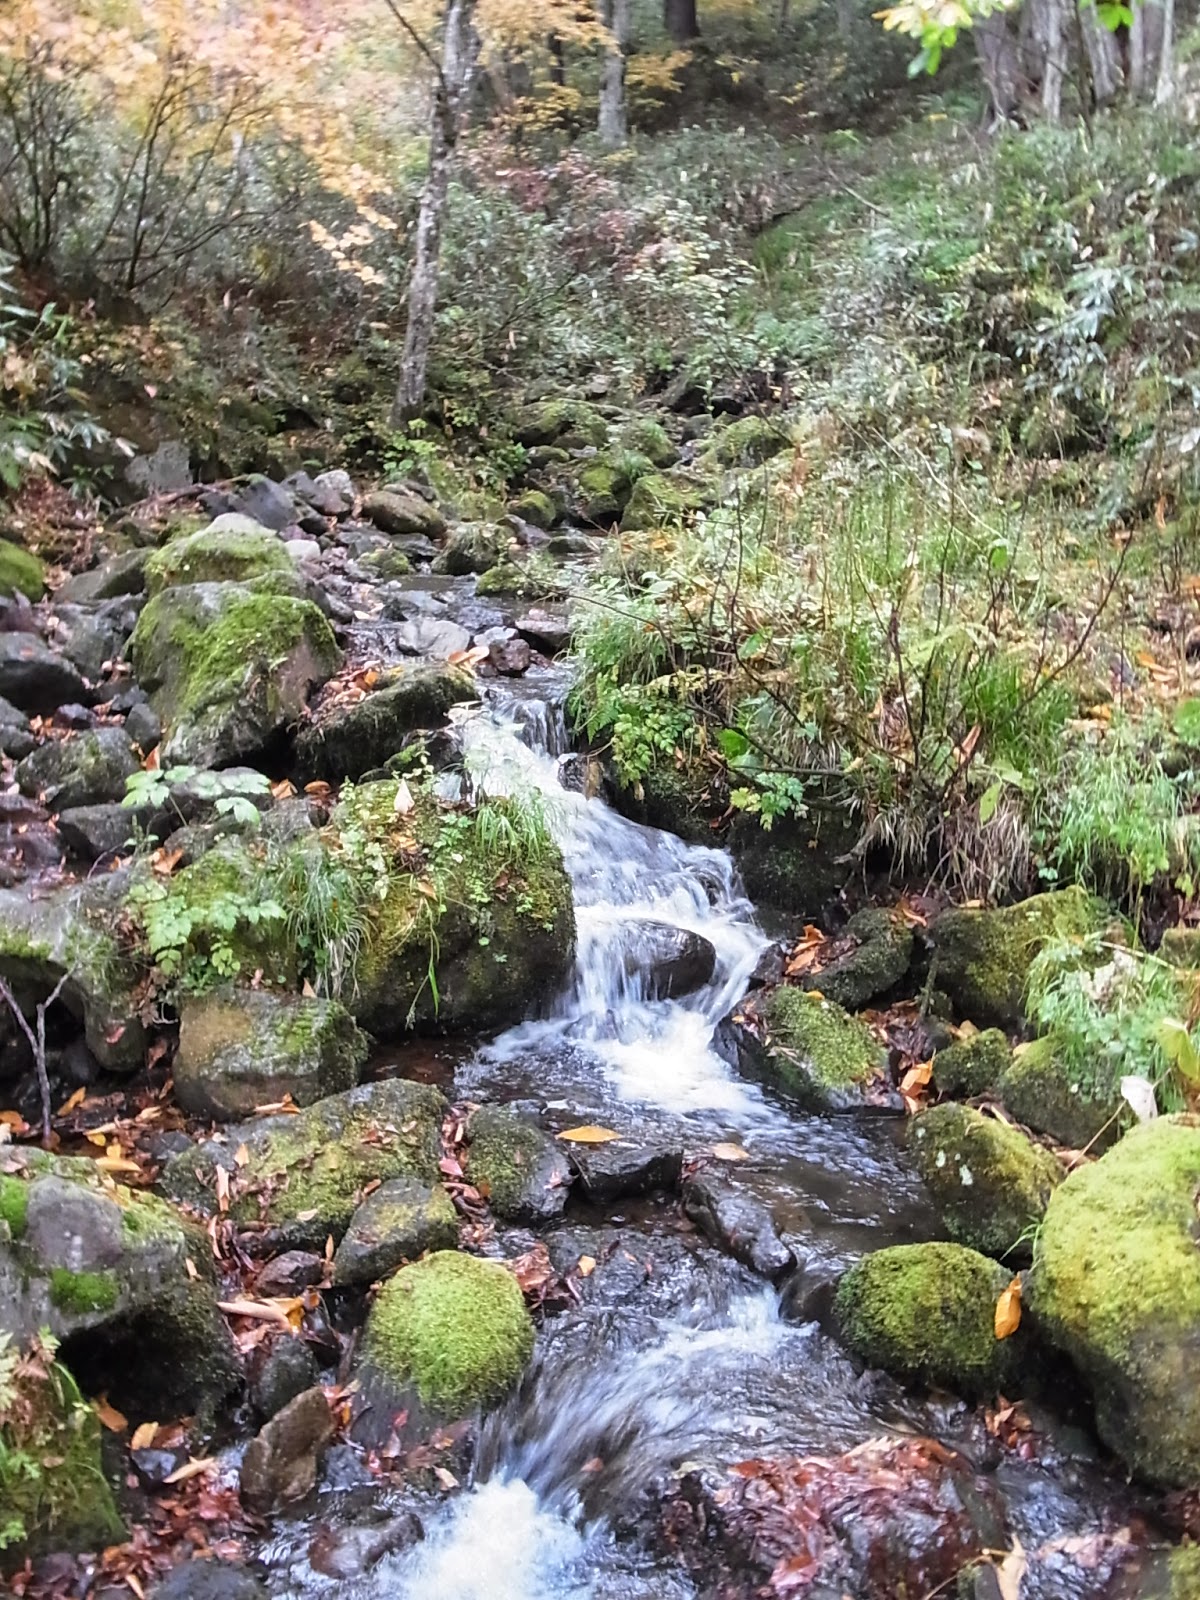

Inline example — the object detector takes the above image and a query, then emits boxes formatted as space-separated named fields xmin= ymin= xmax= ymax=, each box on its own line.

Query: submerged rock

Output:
xmin=930 ymin=887 xmax=1109 ymax=1030
xmin=465 ymin=1105 xmax=571 ymax=1225
xmin=623 ymin=919 xmax=716 ymax=1000
xmin=332 ymin=1177 xmax=459 ymax=1286
xmin=1028 ymin=1117 xmax=1200 ymax=1487
xmin=834 ymin=1242 xmax=1021 ymax=1397
xmin=567 ymin=1136 xmax=683 ymax=1202
xmin=682 ymin=1170 xmax=794 ymax=1279
xmin=908 ymin=1103 xmax=1061 ymax=1262
xmin=160 ymin=1079 xmax=447 ymax=1250
xmin=173 ymin=988 xmax=369 ymax=1121
xmin=359 ymin=1251 xmax=534 ymax=1421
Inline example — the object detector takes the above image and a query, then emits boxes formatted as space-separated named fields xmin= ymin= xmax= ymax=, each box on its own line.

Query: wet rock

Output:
xmin=0 ymin=693 xmax=35 ymax=758
xmin=57 ymin=803 xmax=138 ymax=861
xmin=797 ymin=907 xmax=913 ymax=1010
xmin=508 ymin=489 xmax=557 ymax=529
xmin=0 ymin=875 xmax=146 ymax=1071
xmin=54 ymin=597 xmax=142 ymax=681
xmin=160 ymin=1078 xmax=448 ymax=1249
xmin=355 ymin=546 xmax=413 ymax=581
xmin=255 ymin=1250 xmax=326 ymax=1297
xmin=1028 ymin=1117 xmax=1200 ymax=1486
xmin=567 ymin=1137 xmax=683 ymax=1203
xmin=514 ymin=608 xmax=570 ymax=655
xmin=908 ymin=1103 xmax=1061 ymax=1262
xmin=930 ymin=887 xmax=1111 ymax=1031
xmin=152 ymin=1561 xmax=266 ymax=1600
xmin=250 ymin=1337 xmax=320 ymax=1420
xmin=357 ymin=1251 xmax=534 ymax=1427
xmin=487 ymin=636 xmax=531 ymax=675
xmin=332 ymin=1176 xmax=459 ymax=1286
xmin=745 ymin=987 xmax=893 ymax=1112
xmin=308 ymin=1513 xmax=424 ymax=1579
xmin=124 ymin=699 xmax=162 ymax=752
xmin=56 ymin=550 xmax=149 ymax=605
xmin=0 ymin=538 xmax=45 ymax=600
xmin=931 ymin=1027 xmax=1011 ymax=1099
xmin=466 ymin=1105 xmax=572 ymax=1225
xmin=240 ymin=1386 xmax=334 ymax=1512
xmin=295 ymin=666 xmax=474 ymax=782
xmin=997 ymin=1035 xmax=1123 ymax=1151
xmin=174 ymin=988 xmax=369 ymax=1121
xmin=432 ymin=523 xmax=509 ymax=576
xmin=0 ymin=1150 xmax=238 ymax=1415
xmin=128 ymin=580 xmax=341 ymax=767
xmin=392 ymin=615 xmax=471 ymax=657
xmin=834 ymin=1242 xmax=1022 ymax=1397
xmin=308 ymin=469 xmax=356 ymax=518
xmin=17 ymin=727 xmax=138 ymax=810
xmin=682 ymin=1170 xmax=794 ymax=1279
xmin=624 ymin=920 xmax=716 ymax=1000
xmin=362 ymin=489 xmax=446 ymax=539
xmin=0 ymin=633 xmax=90 ymax=713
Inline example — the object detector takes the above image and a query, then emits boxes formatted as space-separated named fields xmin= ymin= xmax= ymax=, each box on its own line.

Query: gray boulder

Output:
xmin=295 ymin=666 xmax=475 ymax=782
xmin=55 ymin=598 xmax=142 ymax=681
xmin=17 ymin=727 xmax=138 ymax=810
xmin=56 ymin=549 xmax=149 ymax=605
xmin=240 ymin=1386 xmax=334 ymax=1513
xmin=332 ymin=1176 xmax=459 ymax=1286
xmin=465 ymin=1105 xmax=572 ymax=1225
xmin=57 ymin=803 xmax=138 ymax=861
xmin=392 ymin=616 xmax=471 ymax=658
xmin=624 ymin=920 xmax=716 ymax=999
xmin=682 ymin=1170 xmax=794 ymax=1278
xmin=0 ymin=633 xmax=89 ymax=713
xmin=362 ymin=489 xmax=446 ymax=539
xmin=0 ymin=694 xmax=34 ymax=759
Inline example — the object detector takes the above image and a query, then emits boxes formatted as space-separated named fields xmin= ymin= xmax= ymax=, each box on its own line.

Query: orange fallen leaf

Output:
xmin=93 ymin=1396 xmax=128 ymax=1432
xmin=577 ymin=1255 xmax=596 ymax=1277
xmin=57 ymin=1087 xmax=87 ymax=1116
xmin=556 ymin=1125 xmax=620 ymax=1144
xmin=434 ymin=1466 xmax=460 ymax=1491
xmin=215 ymin=1165 xmax=231 ymax=1214
xmin=130 ymin=1421 xmax=159 ymax=1451
xmin=162 ymin=1456 xmax=215 ymax=1484
xmin=217 ymin=1298 xmax=296 ymax=1329
xmin=994 ymin=1276 xmax=1022 ymax=1340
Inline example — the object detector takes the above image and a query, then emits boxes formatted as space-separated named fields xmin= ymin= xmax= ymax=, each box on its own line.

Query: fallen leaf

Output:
xmin=577 ymin=1255 xmax=596 ymax=1277
xmin=217 ymin=1298 xmax=295 ymax=1328
xmin=712 ymin=1142 xmax=752 ymax=1161
xmin=234 ymin=1143 xmax=250 ymax=1167
xmin=393 ymin=778 xmax=415 ymax=815
xmin=93 ymin=1396 xmax=128 ymax=1432
xmin=162 ymin=1456 xmax=216 ymax=1484
xmin=994 ymin=1535 xmax=1028 ymax=1600
xmin=434 ymin=1465 xmax=460 ymax=1490
xmin=215 ymin=1165 xmax=231 ymax=1214
xmin=57 ymin=1087 xmax=87 ymax=1116
xmin=150 ymin=847 xmax=185 ymax=878
xmin=130 ymin=1421 xmax=159 ymax=1451
xmin=301 ymin=978 xmax=317 ymax=998
xmin=95 ymin=1155 xmax=143 ymax=1176
xmin=557 ymin=1125 xmax=620 ymax=1144
xmin=994 ymin=1276 xmax=1022 ymax=1340
xmin=185 ymin=1256 xmax=199 ymax=1280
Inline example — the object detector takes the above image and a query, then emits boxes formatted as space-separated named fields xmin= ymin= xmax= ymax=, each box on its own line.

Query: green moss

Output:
xmin=0 ymin=538 xmax=45 ymax=600
xmin=512 ymin=399 xmax=608 ymax=449
xmin=759 ymin=986 xmax=886 ymax=1108
xmin=1158 ymin=927 xmax=1200 ymax=969
xmin=575 ymin=454 xmax=638 ymax=522
xmin=932 ymin=1028 xmax=1011 ymax=1099
xmin=144 ymin=521 xmax=293 ymax=593
xmin=1028 ymin=1117 xmax=1200 ymax=1486
xmin=835 ymin=1242 xmax=1018 ymax=1397
xmin=508 ymin=489 xmax=557 ymax=529
xmin=703 ymin=414 xmax=794 ymax=468
xmin=1169 ymin=1546 xmax=1200 ymax=1599
xmin=432 ymin=524 xmax=509 ymax=576
xmin=358 ymin=546 xmax=414 ymax=579
xmin=998 ymin=1035 xmax=1123 ymax=1150
xmin=930 ymin=887 xmax=1111 ymax=1029
xmin=465 ymin=1107 xmax=562 ymax=1221
xmin=617 ymin=418 xmax=676 ymax=467
xmin=909 ymin=1103 xmax=1061 ymax=1260
xmin=0 ymin=1352 xmax=126 ymax=1560
xmin=476 ymin=562 xmax=525 ymax=596
xmin=797 ymin=907 xmax=913 ymax=1009
xmin=0 ymin=1173 xmax=29 ymax=1237
xmin=621 ymin=469 xmax=713 ymax=531
xmin=364 ymin=1251 xmax=534 ymax=1415
xmin=49 ymin=1268 xmax=120 ymax=1315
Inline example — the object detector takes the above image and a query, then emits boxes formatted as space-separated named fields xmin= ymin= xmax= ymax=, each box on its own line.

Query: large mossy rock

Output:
xmin=620 ymin=469 xmax=713 ymax=530
xmin=797 ymin=908 xmax=913 ymax=1010
xmin=332 ymin=1177 xmax=459 ymax=1287
xmin=431 ymin=524 xmax=509 ymax=576
xmin=1028 ymin=1118 xmax=1200 ymax=1486
xmin=0 ymin=538 xmax=46 ymax=600
xmin=174 ymin=988 xmax=368 ymax=1121
xmin=160 ymin=1078 xmax=447 ymax=1249
xmin=834 ymin=1242 xmax=1020 ymax=1397
xmin=0 ymin=1347 xmax=126 ymax=1562
xmin=128 ymin=579 xmax=341 ymax=766
xmin=295 ymin=666 xmax=475 ymax=782
xmin=932 ymin=1028 xmax=1011 ymax=1099
xmin=930 ymin=887 xmax=1110 ymax=1030
xmin=16 ymin=726 xmax=139 ymax=811
xmin=703 ymin=414 xmax=793 ymax=468
xmin=0 ymin=1150 xmax=238 ymax=1415
xmin=360 ymin=1251 xmax=534 ymax=1419
xmin=0 ymin=876 xmax=146 ymax=1072
xmin=617 ymin=417 xmax=676 ymax=467
xmin=998 ymin=1035 xmax=1124 ymax=1152
xmin=753 ymin=987 xmax=889 ymax=1110
xmin=512 ymin=398 xmax=608 ymax=449
xmin=464 ymin=1105 xmax=572 ymax=1225
xmin=909 ymin=1104 xmax=1061 ymax=1261
xmin=144 ymin=518 xmax=294 ymax=593
xmin=336 ymin=780 xmax=576 ymax=1038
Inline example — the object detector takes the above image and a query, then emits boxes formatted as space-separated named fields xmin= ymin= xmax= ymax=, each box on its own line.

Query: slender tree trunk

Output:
xmin=835 ymin=0 xmax=854 ymax=38
xmin=974 ymin=13 xmax=1029 ymax=123
xmin=664 ymin=0 xmax=700 ymax=42
xmin=1128 ymin=0 xmax=1148 ymax=95
xmin=392 ymin=0 xmax=478 ymax=424
xmin=548 ymin=32 xmax=566 ymax=85
xmin=1039 ymin=0 xmax=1066 ymax=120
xmin=597 ymin=0 xmax=629 ymax=147
xmin=1155 ymin=0 xmax=1175 ymax=102
xmin=1078 ymin=0 xmax=1123 ymax=105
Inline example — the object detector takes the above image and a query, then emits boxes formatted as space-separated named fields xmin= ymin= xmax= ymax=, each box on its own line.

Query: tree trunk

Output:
xmin=391 ymin=0 xmax=478 ymax=424
xmin=1038 ymin=0 xmax=1066 ymax=120
xmin=597 ymin=0 xmax=629 ymax=147
xmin=1155 ymin=0 xmax=1175 ymax=102
xmin=974 ymin=12 xmax=1029 ymax=123
xmin=835 ymin=0 xmax=855 ymax=38
xmin=548 ymin=32 xmax=566 ymax=86
xmin=1078 ymin=0 xmax=1124 ymax=105
xmin=664 ymin=0 xmax=700 ymax=42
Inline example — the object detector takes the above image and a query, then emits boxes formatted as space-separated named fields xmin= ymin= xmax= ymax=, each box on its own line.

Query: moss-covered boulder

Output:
xmin=1028 ymin=1117 xmax=1200 ymax=1486
xmin=909 ymin=1104 xmax=1061 ymax=1261
xmin=728 ymin=798 xmax=860 ymax=918
xmin=160 ymin=1078 xmax=447 ymax=1249
xmin=337 ymin=779 xmax=576 ymax=1038
xmin=512 ymin=399 xmax=608 ymax=449
xmin=174 ymin=988 xmax=368 ymax=1121
xmin=930 ymin=888 xmax=1110 ymax=1031
xmin=128 ymin=580 xmax=341 ymax=767
xmin=998 ymin=1036 xmax=1123 ymax=1151
xmin=295 ymin=666 xmax=475 ymax=783
xmin=618 ymin=418 xmax=676 ymax=467
xmin=0 ymin=538 xmax=45 ymax=600
xmin=465 ymin=1106 xmax=572 ymax=1224
xmin=753 ymin=987 xmax=890 ymax=1110
xmin=834 ymin=1242 xmax=1020 ymax=1397
xmin=476 ymin=562 xmax=526 ymax=597
xmin=361 ymin=1251 xmax=534 ymax=1419
xmin=704 ymin=414 xmax=793 ymax=468
xmin=361 ymin=489 xmax=446 ymax=540
xmin=797 ymin=908 xmax=913 ymax=1010
xmin=0 ymin=1343 xmax=125 ymax=1562
xmin=332 ymin=1176 xmax=459 ymax=1286
xmin=621 ymin=469 xmax=714 ymax=531
xmin=16 ymin=727 xmax=138 ymax=811
xmin=1158 ymin=927 xmax=1200 ymax=969
xmin=0 ymin=1150 xmax=238 ymax=1416
xmin=508 ymin=489 xmax=557 ymax=529
xmin=356 ymin=546 xmax=413 ymax=580
xmin=932 ymin=1028 xmax=1011 ymax=1099
xmin=0 ymin=875 xmax=146 ymax=1072
xmin=432 ymin=523 xmax=510 ymax=576
xmin=144 ymin=517 xmax=294 ymax=593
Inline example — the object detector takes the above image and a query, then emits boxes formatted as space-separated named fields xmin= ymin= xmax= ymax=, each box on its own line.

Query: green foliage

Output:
xmin=123 ymin=765 xmax=273 ymax=836
xmin=127 ymin=869 xmax=286 ymax=990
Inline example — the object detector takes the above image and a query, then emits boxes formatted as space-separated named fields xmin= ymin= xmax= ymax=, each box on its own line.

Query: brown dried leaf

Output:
xmin=994 ymin=1276 xmax=1022 ymax=1340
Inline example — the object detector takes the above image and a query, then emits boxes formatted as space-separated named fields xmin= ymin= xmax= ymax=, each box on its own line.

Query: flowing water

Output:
xmin=265 ymin=668 xmax=1152 ymax=1600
